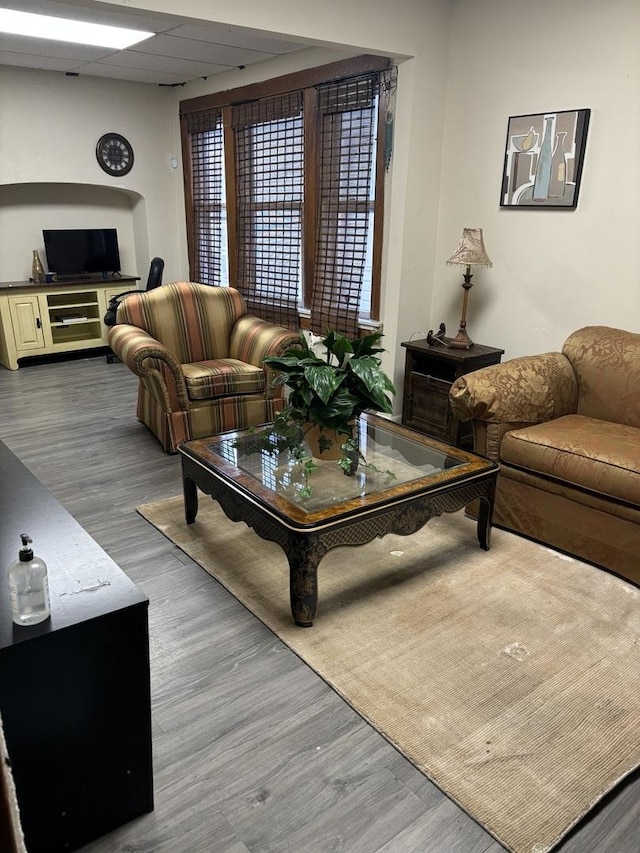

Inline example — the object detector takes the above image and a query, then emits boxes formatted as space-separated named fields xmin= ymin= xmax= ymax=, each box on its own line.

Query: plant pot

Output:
xmin=304 ymin=424 xmax=349 ymax=460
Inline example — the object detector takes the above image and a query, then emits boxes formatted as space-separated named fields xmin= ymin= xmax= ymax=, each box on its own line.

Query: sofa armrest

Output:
xmin=229 ymin=316 xmax=302 ymax=396
xmin=449 ymin=352 xmax=578 ymax=460
xmin=108 ymin=324 xmax=190 ymax=410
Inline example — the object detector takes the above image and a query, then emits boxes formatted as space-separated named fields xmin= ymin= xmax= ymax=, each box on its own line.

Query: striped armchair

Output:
xmin=108 ymin=282 xmax=301 ymax=452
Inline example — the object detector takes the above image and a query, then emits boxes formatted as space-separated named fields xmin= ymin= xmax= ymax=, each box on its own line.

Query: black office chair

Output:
xmin=145 ymin=257 xmax=164 ymax=291
xmin=105 ymin=257 xmax=164 ymax=361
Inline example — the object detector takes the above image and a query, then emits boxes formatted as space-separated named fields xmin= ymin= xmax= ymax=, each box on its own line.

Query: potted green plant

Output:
xmin=261 ymin=329 xmax=396 ymax=477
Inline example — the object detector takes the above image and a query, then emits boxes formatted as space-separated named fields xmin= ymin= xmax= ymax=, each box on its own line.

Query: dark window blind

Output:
xmin=232 ymin=92 xmax=303 ymax=328
xmin=310 ymin=75 xmax=377 ymax=337
xmin=187 ymin=109 xmax=226 ymax=285
xmin=181 ymin=57 xmax=390 ymax=334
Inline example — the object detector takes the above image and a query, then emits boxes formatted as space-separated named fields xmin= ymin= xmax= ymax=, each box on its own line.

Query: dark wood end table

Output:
xmin=401 ymin=339 xmax=504 ymax=447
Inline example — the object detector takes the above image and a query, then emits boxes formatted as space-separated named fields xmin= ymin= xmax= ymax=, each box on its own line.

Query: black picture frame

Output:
xmin=499 ymin=108 xmax=590 ymax=209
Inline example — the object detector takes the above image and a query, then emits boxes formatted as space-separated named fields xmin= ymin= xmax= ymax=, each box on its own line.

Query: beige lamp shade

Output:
xmin=446 ymin=227 xmax=492 ymax=268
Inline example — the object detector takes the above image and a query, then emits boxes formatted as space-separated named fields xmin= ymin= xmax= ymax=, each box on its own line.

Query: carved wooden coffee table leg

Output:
xmin=183 ymin=476 xmax=198 ymax=524
xmin=287 ymin=536 xmax=326 ymax=627
xmin=476 ymin=493 xmax=494 ymax=551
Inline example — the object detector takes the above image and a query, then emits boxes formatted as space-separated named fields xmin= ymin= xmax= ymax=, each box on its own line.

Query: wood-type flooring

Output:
xmin=0 ymin=353 xmax=638 ymax=853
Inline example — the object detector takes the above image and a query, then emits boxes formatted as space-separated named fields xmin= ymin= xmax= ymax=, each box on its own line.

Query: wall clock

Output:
xmin=96 ymin=132 xmax=134 ymax=176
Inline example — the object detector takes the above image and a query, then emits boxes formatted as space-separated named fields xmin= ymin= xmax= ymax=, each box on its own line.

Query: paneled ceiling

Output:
xmin=0 ymin=0 xmax=315 ymax=86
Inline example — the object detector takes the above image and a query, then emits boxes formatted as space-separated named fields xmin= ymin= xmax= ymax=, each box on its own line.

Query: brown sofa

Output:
xmin=449 ymin=326 xmax=640 ymax=586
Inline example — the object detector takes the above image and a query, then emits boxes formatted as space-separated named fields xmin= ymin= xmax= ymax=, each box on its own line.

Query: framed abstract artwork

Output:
xmin=500 ymin=108 xmax=590 ymax=209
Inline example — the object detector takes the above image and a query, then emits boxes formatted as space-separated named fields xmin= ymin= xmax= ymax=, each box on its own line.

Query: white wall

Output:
xmin=0 ymin=67 xmax=183 ymax=282
xmin=436 ymin=0 xmax=640 ymax=358
xmin=0 ymin=183 xmax=138 ymax=280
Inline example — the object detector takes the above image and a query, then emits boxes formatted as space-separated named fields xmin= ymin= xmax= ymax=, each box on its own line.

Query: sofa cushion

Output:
xmin=500 ymin=414 xmax=640 ymax=507
xmin=182 ymin=359 xmax=265 ymax=400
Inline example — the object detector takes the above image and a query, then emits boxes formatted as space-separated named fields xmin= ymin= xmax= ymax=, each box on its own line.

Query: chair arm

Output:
xmin=108 ymin=325 xmax=190 ymax=410
xmin=229 ymin=316 xmax=302 ymax=396
xmin=449 ymin=352 xmax=579 ymax=460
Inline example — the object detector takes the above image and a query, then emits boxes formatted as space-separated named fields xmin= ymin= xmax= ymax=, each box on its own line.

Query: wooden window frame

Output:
xmin=180 ymin=54 xmax=391 ymax=331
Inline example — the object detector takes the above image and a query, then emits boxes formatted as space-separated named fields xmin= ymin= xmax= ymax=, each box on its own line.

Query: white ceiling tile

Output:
xmin=78 ymin=62 xmax=211 ymax=86
xmin=169 ymin=22 xmax=304 ymax=53
xmin=0 ymin=48 xmax=77 ymax=72
xmin=99 ymin=49 xmax=228 ymax=79
xmin=135 ymin=34 xmax=275 ymax=67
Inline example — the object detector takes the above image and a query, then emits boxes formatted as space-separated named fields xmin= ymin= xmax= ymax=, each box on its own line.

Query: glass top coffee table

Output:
xmin=179 ymin=414 xmax=499 ymax=626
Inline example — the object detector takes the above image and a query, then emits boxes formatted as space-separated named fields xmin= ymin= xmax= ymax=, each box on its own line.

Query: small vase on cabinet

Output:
xmin=31 ymin=250 xmax=45 ymax=283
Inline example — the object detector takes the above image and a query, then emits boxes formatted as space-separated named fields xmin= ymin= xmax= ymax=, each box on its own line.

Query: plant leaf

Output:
xmin=323 ymin=330 xmax=354 ymax=366
xmin=262 ymin=354 xmax=307 ymax=371
xmin=351 ymin=331 xmax=385 ymax=357
xmin=348 ymin=357 xmax=396 ymax=412
xmin=304 ymin=364 xmax=344 ymax=404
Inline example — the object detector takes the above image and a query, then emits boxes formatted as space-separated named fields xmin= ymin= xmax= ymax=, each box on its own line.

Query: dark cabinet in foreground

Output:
xmin=0 ymin=440 xmax=153 ymax=853
xmin=401 ymin=339 xmax=504 ymax=448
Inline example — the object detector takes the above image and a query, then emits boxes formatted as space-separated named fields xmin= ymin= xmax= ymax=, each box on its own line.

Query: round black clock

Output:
xmin=96 ymin=133 xmax=134 ymax=176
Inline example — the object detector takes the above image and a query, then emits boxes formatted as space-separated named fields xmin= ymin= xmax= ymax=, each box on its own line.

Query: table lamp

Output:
xmin=427 ymin=227 xmax=492 ymax=349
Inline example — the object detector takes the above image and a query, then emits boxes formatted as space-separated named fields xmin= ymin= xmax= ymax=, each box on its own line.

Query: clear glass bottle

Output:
xmin=8 ymin=534 xmax=51 ymax=626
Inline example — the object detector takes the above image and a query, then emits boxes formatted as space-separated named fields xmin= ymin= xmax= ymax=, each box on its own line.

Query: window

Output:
xmin=180 ymin=55 xmax=391 ymax=336
xmin=184 ymin=108 xmax=228 ymax=286
xmin=233 ymin=92 xmax=303 ymax=327
xmin=311 ymin=75 xmax=378 ymax=335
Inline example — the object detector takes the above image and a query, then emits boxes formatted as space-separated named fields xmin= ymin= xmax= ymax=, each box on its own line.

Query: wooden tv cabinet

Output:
xmin=0 ymin=440 xmax=153 ymax=852
xmin=0 ymin=276 xmax=139 ymax=370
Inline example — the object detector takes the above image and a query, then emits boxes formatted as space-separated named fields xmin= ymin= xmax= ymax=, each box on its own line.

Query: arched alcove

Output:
xmin=0 ymin=183 xmax=148 ymax=281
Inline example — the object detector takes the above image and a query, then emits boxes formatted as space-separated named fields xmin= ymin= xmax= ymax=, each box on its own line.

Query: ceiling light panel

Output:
xmin=0 ymin=9 xmax=154 ymax=49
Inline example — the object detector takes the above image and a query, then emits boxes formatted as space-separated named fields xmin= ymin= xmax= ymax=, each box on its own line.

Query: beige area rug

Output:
xmin=138 ymin=495 xmax=640 ymax=853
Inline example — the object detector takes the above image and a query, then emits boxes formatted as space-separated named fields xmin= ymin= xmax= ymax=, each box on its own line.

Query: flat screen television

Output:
xmin=43 ymin=228 xmax=121 ymax=278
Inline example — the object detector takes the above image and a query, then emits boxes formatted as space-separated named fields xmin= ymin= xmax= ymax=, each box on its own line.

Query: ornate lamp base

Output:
xmin=426 ymin=323 xmax=474 ymax=349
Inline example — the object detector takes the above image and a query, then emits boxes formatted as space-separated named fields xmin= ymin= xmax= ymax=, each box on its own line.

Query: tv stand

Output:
xmin=56 ymin=274 xmax=92 ymax=282
xmin=56 ymin=273 xmax=123 ymax=283
xmin=0 ymin=276 xmax=140 ymax=370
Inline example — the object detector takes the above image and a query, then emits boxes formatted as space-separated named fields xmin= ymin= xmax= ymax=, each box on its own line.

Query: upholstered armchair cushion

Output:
xmin=182 ymin=360 xmax=265 ymax=400
xmin=108 ymin=282 xmax=301 ymax=452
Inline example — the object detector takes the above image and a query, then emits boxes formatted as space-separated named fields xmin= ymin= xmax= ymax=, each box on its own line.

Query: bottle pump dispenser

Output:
xmin=8 ymin=533 xmax=51 ymax=626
